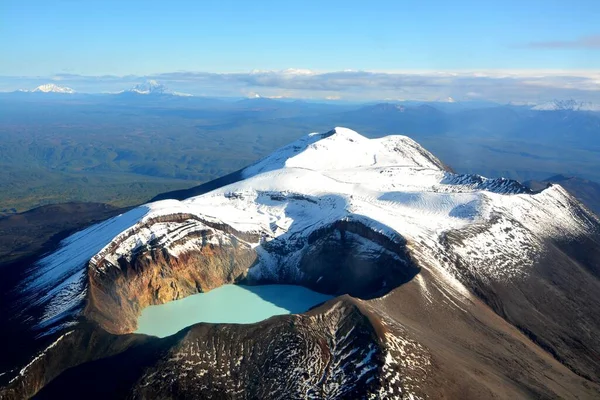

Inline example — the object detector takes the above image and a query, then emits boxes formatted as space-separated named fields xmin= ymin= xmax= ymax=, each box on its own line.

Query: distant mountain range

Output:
xmin=17 ymin=83 xmax=76 ymax=94
xmin=13 ymin=80 xmax=192 ymax=97
xmin=531 ymin=99 xmax=600 ymax=112
xmin=7 ymin=83 xmax=600 ymax=111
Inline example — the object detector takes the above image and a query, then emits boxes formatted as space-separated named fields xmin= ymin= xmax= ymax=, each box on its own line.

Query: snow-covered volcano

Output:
xmin=26 ymin=84 xmax=76 ymax=94
xmin=22 ymin=127 xmax=598 ymax=332
xmin=7 ymin=127 xmax=600 ymax=399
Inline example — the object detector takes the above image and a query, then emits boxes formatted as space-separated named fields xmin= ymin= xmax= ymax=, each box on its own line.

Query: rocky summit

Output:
xmin=2 ymin=127 xmax=600 ymax=399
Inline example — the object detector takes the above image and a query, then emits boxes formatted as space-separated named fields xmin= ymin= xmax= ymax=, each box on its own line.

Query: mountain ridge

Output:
xmin=525 ymin=174 xmax=600 ymax=216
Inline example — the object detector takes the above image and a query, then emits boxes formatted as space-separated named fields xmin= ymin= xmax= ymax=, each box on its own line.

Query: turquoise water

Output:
xmin=135 ymin=284 xmax=333 ymax=338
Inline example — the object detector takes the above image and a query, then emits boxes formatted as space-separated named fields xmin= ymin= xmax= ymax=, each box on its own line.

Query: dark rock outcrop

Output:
xmin=4 ymin=298 xmax=405 ymax=400
xmin=297 ymin=220 xmax=419 ymax=297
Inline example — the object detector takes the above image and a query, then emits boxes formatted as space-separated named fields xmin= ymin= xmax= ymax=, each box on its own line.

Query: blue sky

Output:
xmin=2 ymin=0 xmax=599 ymax=75
xmin=1 ymin=0 xmax=599 ymax=101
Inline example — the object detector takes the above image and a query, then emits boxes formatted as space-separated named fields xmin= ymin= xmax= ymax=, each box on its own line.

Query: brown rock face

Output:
xmin=85 ymin=226 xmax=258 ymax=334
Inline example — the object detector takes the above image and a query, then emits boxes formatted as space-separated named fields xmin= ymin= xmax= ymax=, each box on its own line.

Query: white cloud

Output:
xmin=2 ymin=69 xmax=599 ymax=102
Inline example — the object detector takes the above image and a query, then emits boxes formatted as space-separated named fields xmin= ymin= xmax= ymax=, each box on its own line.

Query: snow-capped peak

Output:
xmin=129 ymin=80 xmax=167 ymax=94
xmin=242 ymin=127 xmax=448 ymax=178
xmin=123 ymin=80 xmax=192 ymax=97
xmin=31 ymin=84 xmax=75 ymax=94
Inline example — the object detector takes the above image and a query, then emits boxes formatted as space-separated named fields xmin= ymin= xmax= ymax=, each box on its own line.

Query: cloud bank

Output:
xmin=1 ymin=69 xmax=599 ymax=103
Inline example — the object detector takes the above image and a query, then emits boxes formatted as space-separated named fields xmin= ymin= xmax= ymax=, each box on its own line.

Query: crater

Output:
xmin=85 ymin=216 xmax=419 ymax=335
xmin=135 ymin=284 xmax=333 ymax=338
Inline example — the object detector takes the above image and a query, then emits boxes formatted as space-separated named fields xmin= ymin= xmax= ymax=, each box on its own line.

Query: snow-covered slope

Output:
xmin=242 ymin=128 xmax=448 ymax=176
xmin=18 ymin=127 xmax=599 ymax=335
xmin=28 ymin=84 xmax=75 ymax=94
xmin=18 ymin=207 xmax=150 ymax=332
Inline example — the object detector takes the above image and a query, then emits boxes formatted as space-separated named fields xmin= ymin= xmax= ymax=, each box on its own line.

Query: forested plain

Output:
xmin=1 ymin=93 xmax=599 ymax=215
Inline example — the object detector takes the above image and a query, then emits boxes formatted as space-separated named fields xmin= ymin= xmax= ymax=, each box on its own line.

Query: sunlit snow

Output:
xmin=19 ymin=127 xmax=597 ymax=333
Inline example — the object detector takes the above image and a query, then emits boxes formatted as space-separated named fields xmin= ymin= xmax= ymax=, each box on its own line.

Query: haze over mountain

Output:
xmin=532 ymin=99 xmax=600 ymax=112
xmin=1 ymin=128 xmax=599 ymax=399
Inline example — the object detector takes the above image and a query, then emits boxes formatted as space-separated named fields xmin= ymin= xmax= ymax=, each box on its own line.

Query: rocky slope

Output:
xmin=2 ymin=127 xmax=600 ymax=399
